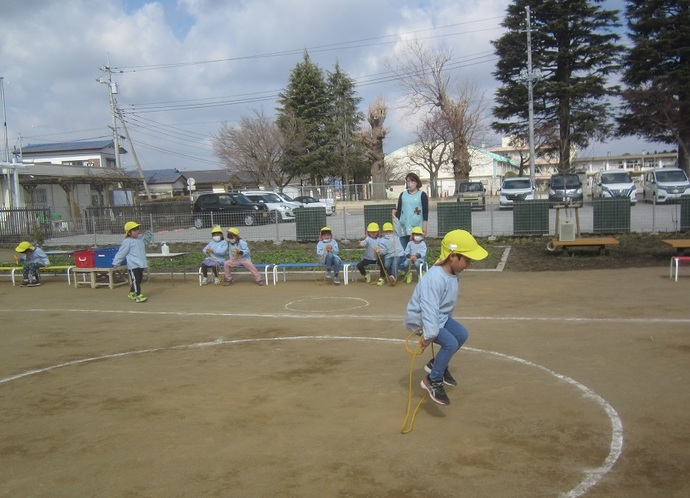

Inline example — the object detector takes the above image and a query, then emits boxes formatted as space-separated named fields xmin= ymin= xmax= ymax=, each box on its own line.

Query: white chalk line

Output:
xmin=2 ymin=307 xmax=689 ymax=324
xmin=284 ymin=296 xmax=370 ymax=312
xmin=0 ymin=334 xmax=621 ymax=498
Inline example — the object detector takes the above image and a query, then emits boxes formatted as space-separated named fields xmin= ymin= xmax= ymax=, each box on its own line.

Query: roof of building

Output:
xmin=125 ymin=168 xmax=186 ymax=184
xmin=22 ymin=140 xmax=125 ymax=155
xmin=182 ymin=169 xmax=232 ymax=183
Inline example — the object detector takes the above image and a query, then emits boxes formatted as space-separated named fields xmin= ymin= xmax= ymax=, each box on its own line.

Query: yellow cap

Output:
xmin=436 ymin=229 xmax=487 ymax=262
xmin=124 ymin=221 xmax=140 ymax=234
xmin=382 ymin=222 xmax=394 ymax=232
xmin=320 ymin=226 xmax=332 ymax=233
xmin=366 ymin=222 xmax=380 ymax=232
xmin=227 ymin=227 xmax=240 ymax=236
xmin=15 ymin=241 xmax=34 ymax=253
xmin=211 ymin=225 xmax=223 ymax=234
xmin=411 ymin=226 xmax=424 ymax=235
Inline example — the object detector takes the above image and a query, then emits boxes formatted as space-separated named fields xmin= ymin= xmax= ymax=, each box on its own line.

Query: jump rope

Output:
xmin=400 ymin=328 xmax=436 ymax=434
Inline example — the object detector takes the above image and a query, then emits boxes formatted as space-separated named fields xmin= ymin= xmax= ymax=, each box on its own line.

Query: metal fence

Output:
xmin=1 ymin=196 xmax=688 ymax=248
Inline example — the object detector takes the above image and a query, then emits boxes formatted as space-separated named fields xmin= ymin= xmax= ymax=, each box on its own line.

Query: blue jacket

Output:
xmin=228 ymin=238 xmax=252 ymax=261
xmin=316 ymin=238 xmax=340 ymax=262
xmin=22 ymin=247 xmax=50 ymax=266
xmin=403 ymin=265 xmax=459 ymax=341
xmin=112 ymin=236 xmax=148 ymax=269
xmin=202 ymin=239 xmax=229 ymax=265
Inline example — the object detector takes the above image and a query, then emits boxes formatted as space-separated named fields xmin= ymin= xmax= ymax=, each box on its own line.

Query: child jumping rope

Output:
xmin=403 ymin=229 xmax=487 ymax=405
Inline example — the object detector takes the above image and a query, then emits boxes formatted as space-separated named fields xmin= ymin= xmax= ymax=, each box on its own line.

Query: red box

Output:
xmin=74 ymin=249 xmax=95 ymax=268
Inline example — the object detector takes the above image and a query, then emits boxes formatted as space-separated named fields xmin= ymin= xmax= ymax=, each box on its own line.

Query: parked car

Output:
xmin=642 ymin=168 xmax=690 ymax=204
xmin=192 ymin=193 xmax=271 ymax=228
xmin=498 ymin=177 xmax=535 ymax=209
xmin=241 ymin=191 xmax=296 ymax=222
xmin=271 ymin=191 xmax=304 ymax=211
xmin=292 ymin=195 xmax=335 ymax=216
xmin=548 ymin=173 xmax=584 ymax=207
xmin=593 ymin=170 xmax=637 ymax=205
xmin=455 ymin=181 xmax=486 ymax=210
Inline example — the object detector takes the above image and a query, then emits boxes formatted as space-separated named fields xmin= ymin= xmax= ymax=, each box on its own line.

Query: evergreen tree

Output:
xmin=492 ymin=0 xmax=623 ymax=172
xmin=618 ymin=0 xmax=690 ymax=173
xmin=325 ymin=62 xmax=366 ymax=185
xmin=276 ymin=51 xmax=331 ymax=183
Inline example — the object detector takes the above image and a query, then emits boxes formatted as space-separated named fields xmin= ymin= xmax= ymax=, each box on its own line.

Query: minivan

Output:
xmin=642 ymin=168 xmax=690 ymax=204
xmin=548 ymin=173 xmax=584 ymax=207
xmin=593 ymin=170 xmax=637 ymax=205
xmin=192 ymin=192 xmax=270 ymax=228
xmin=498 ymin=177 xmax=535 ymax=209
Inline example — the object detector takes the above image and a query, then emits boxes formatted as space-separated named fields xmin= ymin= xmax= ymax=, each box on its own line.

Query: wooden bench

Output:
xmin=72 ymin=266 xmax=129 ymax=289
xmin=0 ymin=265 xmax=76 ymax=286
xmin=547 ymin=237 xmax=620 ymax=256
xmin=661 ymin=239 xmax=690 ymax=254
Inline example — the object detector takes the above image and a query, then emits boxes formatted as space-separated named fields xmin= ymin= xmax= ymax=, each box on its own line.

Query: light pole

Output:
xmin=520 ymin=6 xmax=541 ymax=189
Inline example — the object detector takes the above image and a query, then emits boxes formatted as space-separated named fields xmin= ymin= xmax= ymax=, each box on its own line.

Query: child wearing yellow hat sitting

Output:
xmin=15 ymin=241 xmax=50 ymax=287
xmin=356 ymin=222 xmax=384 ymax=283
xmin=223 ymin=227 xmax=265 ymax=286
xmin=316 ymin=227 xmax=342 ymax=285
xmin=403 ymin=229 xmax=488 ymax=405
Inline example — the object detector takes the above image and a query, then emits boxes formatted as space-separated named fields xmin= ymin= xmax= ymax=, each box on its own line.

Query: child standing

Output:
xmin=112 ymin=221 xmax=149 ymax=303
xmin=223 ymin=227 xmax=265 ymax=286
xmin=356 ymin=222 xmax=384 ymax=283
xmin=403 ymin=229 xmax=487 ymax=405
xmin=402 ymin=226 xmax=428 ymax=284
xmin=15 ymin=241 xmax=50 ymax=287
xmin=201 ymin=226 xmax=228 ymax=285
xmin=380 ymin=222 xmax=404 ymax=285
xmin=316 ymin=226 xmax=342 ymax=285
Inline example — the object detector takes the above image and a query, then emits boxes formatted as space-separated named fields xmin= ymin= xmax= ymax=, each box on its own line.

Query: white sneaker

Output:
xmin=201 ymin=277 xmax=208 ymax=286
xmin=214 ymin=277 xmax=220 ymax=285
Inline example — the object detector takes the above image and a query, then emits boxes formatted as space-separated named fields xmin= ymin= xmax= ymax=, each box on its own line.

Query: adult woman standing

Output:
xmin=393 ymin=172 xmax=429 ymax=248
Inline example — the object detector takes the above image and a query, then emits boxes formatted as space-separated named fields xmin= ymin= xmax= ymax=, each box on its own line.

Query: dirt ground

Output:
xmin=1 ymin=263 xmax=689 ymax=497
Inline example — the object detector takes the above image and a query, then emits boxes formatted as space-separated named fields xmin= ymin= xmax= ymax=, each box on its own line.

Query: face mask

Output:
xmin=413 ymin=235 xmax=423 ymax=242
xmin=384 ymin=234 xmax=393 ymax=239
xmin=228 ymin=237 xmax=237 ymax=243
xmin=407 ymin=182 xmax=417 ymax=191
xmin=322 ymin=237 xmax=332 ymax=243
xmin=212 ymin=235 xmax=221 ymax=242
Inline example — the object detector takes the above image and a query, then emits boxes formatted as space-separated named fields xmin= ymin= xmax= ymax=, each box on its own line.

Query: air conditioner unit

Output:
xmin=559 ymin=219 xmax=576 ymax=241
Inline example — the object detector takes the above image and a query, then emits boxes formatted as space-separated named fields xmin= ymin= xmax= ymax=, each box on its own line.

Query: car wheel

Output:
xmin=193 ymin=217 xmax=205 ymax=229
xmin=243 ymin=213 xmax=256 ymax=226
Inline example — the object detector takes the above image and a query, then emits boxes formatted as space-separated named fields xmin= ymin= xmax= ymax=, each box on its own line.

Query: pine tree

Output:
xmin=492 ymin=0 xmax=623 ymax=172
xmin=276 ymin=51 xmax=331 ymax=183
xmin=325 ymin=62 xmax=366 ymax=185
xmin=618 ymin=0 xmax=690 ymax=173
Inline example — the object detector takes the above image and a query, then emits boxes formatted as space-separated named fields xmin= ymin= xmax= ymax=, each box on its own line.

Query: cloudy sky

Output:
xmin=0 ymin=0 xmax=668 ymax=173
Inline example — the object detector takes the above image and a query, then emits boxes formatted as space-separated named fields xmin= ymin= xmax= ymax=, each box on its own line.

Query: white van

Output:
xmin=499 ymin=177 xmax=535 ymax=209
xmin=593 ymin=170 xmax=637 ymax=205
xmin=240 ymin=190 xmax=296 ymax=222
xmin=642 ymin=168 xmax=690 ymax=204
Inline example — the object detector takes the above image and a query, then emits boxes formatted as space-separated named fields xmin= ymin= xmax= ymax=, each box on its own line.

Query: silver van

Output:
xmin=593 ymin=170 xmax=637 ymax=205
xmin=642 ymin=168 xmax=690 ymax=204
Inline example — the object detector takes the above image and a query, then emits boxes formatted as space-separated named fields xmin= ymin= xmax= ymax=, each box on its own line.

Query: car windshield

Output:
xmin=504 ymin=179 xmax=531 ymax=189
xmin=601 ymin=172 xmax=632 ymax=184
xmin=278 ymin=192 xmax=295 ymax=201
xmin=301 ymin=197 xmax=317 ymax=202
xmin=551 ymin=175 xmax=581 ymax=188
xmin=230 ymin=193 xmax=252 ymax=204
xmin=460 ymin=183 xmax=483 ymax=192
xmin=262 ymin=193 xmax=282 ymax=203
xmin=656 ymin=170 xmax=688 ymax=182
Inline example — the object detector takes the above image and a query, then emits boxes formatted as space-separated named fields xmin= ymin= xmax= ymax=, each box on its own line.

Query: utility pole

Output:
xmin=98 ymin=61 xmax=122 ymax=170
xmin=520 ymin=6 xmax=540 ymax=188
xmin=98 ymin=60 xmax=151 ymax=201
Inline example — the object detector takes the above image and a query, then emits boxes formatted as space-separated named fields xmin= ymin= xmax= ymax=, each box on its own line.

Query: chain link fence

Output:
xmin=1 ymin=195 xmax=689 ymax=248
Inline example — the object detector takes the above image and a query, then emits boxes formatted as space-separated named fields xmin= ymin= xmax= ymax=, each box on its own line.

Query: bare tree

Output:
xmin=362 ymin=97 xmax=388 ymax=200
xmin=390 ymin=40 xmax=489 ymax=194
xmin=212 ymin=109 xmax=306 ymax=190
xmin=406 ymin=110 xmax=453 ymax=198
